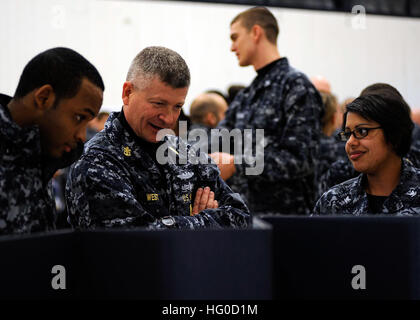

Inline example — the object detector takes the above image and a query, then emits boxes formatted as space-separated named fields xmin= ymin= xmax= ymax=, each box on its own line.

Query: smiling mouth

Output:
xmin=149 ymin=123 xmax=164 ymax=131
xmin=349 ymin=151 xmax=364 ymax=160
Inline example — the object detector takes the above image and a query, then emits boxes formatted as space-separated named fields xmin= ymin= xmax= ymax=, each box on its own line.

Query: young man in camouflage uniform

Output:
xmin=66 ymin=46 xmax=250 ymax=229
xmin=211 ymin=7 xmax=323 ymax=215
xmin=0 ymin=47 xmax=104 ymax=235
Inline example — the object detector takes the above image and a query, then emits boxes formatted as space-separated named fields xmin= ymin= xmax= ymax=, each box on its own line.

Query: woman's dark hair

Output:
xmin=343 ymin=93 xmax=414 ymax=157
xmin=14 ymin=47 xmax=104 ymax=105
xmin=360 ymin=83 xmax=412 ymax=115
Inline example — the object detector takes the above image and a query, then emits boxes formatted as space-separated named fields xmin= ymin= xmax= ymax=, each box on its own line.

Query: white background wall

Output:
xmin=1 ymin=0 xmax=420 ymax=113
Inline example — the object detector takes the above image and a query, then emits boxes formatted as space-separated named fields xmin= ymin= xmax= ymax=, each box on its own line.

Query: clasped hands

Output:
xmin=191 ymin=186 xmax=218 ymax=216
xmin=191 ymin=152 xmax=236 ymax=216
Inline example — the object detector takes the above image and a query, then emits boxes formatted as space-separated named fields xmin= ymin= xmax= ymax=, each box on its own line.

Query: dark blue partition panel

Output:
xmin=0 ymin=218 xmax=272 ymax=299
xmin=260 ymin=215 xmax=420 ymax=299
xmin=0 ymin=230 xmax=79 ymax=299
xmin=77 ymin=218 xmax=272 ymax=299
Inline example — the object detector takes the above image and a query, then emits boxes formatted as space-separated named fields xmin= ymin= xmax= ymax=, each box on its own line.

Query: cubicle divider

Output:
xmin=0 ymin=218 xmax=272 ymax=299
xmin=0 ymin=230 xmax=78 ymax=299
xmin=2 ymin=215 xmax=419 ymax=300
xmin=260 ymin=215 xmax=420 ymax=300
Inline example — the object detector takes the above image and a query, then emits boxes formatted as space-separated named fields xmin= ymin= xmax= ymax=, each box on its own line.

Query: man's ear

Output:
xmin=33 ymin=85 xmax=56 ymax=111
xmin=252 ymin=24 xmax=263 ymax=43
xmin=122 ymin=81 xmax=134 ymax=105
xmin=205 ymin=112 xmax=217 ymax=128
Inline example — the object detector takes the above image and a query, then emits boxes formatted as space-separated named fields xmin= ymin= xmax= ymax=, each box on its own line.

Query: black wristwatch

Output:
xmin=161 ymin=216 xmax=176 ymax=228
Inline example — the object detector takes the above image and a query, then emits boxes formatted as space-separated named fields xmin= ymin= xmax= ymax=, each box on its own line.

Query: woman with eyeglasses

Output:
xmin=313 ymin=93 xmax=420 ymax=215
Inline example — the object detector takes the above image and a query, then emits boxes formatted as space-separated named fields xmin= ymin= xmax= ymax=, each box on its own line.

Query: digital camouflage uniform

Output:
xmin=0 ymin=94 xmax=82 ymax=235
xmin=319 ymin=134 xmax=347 ymax=177
xmin=217 ymin=58 xmax=323 ymax=215
xmin=317 ymin=134 xmax=347 ymax=197
xmin=313 ymin=158 xmax=420 ymax=215
xmin=188 ymin=123 xmax=250 ymax=207
xmin=66 ymin=111 xmax=250 ymax=229
xmin=318 ymin=159 xmax=356 ymax=197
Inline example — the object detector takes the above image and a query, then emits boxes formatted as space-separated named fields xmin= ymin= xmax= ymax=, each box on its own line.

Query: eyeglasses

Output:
xmin=338 ymin=127 xmax=382 ymax=142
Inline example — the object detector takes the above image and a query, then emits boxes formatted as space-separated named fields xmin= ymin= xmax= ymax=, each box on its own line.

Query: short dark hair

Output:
xmin=344 ymin=94 xmax=414 ymax=157
xmin=231 ymin=7 xmax=279 ymax=45
xmin=126 ymin=46 xmax=190 ymax=89
xmin=14 ymin=47 xmax=104 ymax=105
xmin=360 ymin=83 xmax=411 ymax=115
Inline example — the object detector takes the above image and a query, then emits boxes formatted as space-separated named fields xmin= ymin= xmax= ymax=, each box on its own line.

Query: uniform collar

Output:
xmin=355 ymin=158 xmax=413 ymax=213
xmin=354 ymin=158 xmax=411 ymax=195
xmin=103 ymin=111 xmax=202 ymax=172
xmin=103 ymin=111 xmax=165 ymax=168
xmin=0 ymin=94 xmax=12 ymax=116
xmin=117 ymin=108 xmax=161 ymax=157
xmin=0 ymin=94 xmax=41 ymax=149
xmin=256 ymin=57 xmax=289 ymax=77
xmin=389 ymin=158 xmax=415 ymax=196
xmin=252 ymin=57 xmax=290 ymax=92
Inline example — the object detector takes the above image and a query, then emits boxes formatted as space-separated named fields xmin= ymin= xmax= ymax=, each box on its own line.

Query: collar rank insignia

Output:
xmin=147 ymin=193 xmax=159 ymax=201
xmin=123 ymin=146 xmax=132 ymax=157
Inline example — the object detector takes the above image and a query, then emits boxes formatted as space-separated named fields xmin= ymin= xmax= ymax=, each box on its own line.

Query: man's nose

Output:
xmin=157 ymin=109 xmax=176 ymax=126
xmin=76 ymin=125 xmax=87 ymax=143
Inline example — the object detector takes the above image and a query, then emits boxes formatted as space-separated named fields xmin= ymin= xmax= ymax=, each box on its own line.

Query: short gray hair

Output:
xmin=126 ymin=46 xmax=190 ymax=89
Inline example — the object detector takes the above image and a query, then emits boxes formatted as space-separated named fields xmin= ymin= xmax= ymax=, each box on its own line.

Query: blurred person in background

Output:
xmin=86 ymin=111 xmax=109 ymax=141
xmin=310 ymin=75 xmax=331 ymax=94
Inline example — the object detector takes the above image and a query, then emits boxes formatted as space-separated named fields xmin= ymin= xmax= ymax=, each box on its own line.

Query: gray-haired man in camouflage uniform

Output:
xmin=0 ymin=47 xmax=104 ymax=235
xmin=211 ymin=7 xmax=323 ymax=215
xmin=66 ymin=47 xmax=250 ymax=229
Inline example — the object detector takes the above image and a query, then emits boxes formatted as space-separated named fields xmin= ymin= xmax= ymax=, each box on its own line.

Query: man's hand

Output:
xmin=192 ymin=187 xmax=218 ymax=215
xmin=209 ymin=152 xmax=236 ymax=180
